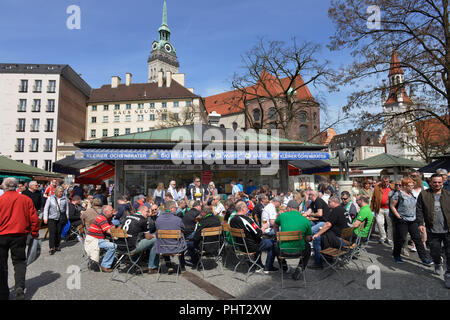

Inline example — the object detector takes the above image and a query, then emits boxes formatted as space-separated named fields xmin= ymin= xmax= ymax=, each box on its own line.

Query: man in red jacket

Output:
xmin=0 ymin=178 xmax=40 ymax=300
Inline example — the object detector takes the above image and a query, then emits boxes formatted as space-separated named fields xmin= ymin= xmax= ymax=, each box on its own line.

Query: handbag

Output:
xmin=26 ymin=235 xmax=42 ymax=266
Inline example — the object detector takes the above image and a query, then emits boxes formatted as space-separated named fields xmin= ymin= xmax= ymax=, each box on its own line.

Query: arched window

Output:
xmin=232 ymin=122 xmax=238 ymax=131
xmin=299 ymin=125 xmax=308 ymax=141
xmin=299 ymin=111 xmax=307 ymax=123
xmin=268 ymin=108 xmax=277 ymax=120
xmin=253 ymin=109 xmax=261 ymax=121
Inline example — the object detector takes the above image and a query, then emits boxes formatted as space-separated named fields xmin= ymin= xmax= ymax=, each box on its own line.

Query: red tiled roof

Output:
xmin=385 ymin=86 xmax=413 ymax=105
xmin=88 ymin=80 xmax=199 ymax=104
xmin=389 ymin=49 xmax=404 ymax=76
xmin=204 ymin=72 xmax=315 ymax=115
xmin=319 ymin=128 xmax=337 ymax=146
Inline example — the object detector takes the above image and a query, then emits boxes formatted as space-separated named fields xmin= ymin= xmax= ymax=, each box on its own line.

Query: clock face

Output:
xmin=165 ymin=44 xmax=172 ymax=52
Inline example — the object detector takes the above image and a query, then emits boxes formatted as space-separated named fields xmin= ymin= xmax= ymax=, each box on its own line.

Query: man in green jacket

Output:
xmin=416 ymin=173 xmax=450 ymax=288
xmin=352 ymin=195 xmax=374 ymax=243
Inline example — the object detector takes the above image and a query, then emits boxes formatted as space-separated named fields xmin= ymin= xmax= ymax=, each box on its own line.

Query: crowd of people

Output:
xmin=0 ymin=168 xmax=449 ymax=299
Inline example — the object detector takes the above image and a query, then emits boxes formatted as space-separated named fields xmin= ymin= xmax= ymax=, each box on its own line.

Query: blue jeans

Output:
xmin=186 ymin=240 xmax=199 ymax=263
xmin=311 ymin=221 xmax=325 ymax=235
xmin=98 ymin=239 xmax=117 ymax=268
xmin=312 ymin=235 xmax=323 ymax=266
xmin=258 ymin=239 xmax=276 ymax=270
xmin=112 ymin=219 xmax=121 ymax=227
xmin=134 ymin=238 xmax=159 ymax=269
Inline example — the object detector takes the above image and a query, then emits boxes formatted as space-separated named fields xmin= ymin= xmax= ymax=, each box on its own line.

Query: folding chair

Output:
xmin=196 ymin=226 xmax=224 ymax=278
xmin=218 ymin=222 xmax=233 ymax=267
xmin=110 ymin=227 xmax=144 ymax=283
xmin=319 ymin=224 xmax=364 ymax=286
xmin=229 ymin=227 xmax=264 ymax=282
xmin=78 ymin=223 xmax=103 ymax=273
xmin=354 ymin=221 xmax=374 ymax=265
xmin=276 ymin=231 xmax=306 ymax=289
xmin=156 ymin=230 xmax=184 ymax=282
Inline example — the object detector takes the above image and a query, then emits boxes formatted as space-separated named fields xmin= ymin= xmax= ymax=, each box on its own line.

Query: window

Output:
xmin=299 ymin=111 xmax=308 ymax=123
xmin=149 ymin=127 xmax=154 ymax=131
xmin=47 ymin=80 xmax=56 ymax=93
xmin=31 ymin=119 xmax=40 ymax=132
xmin=138 ymin=103 xmax=144 ymax=109
xmin=44 ymin=139 xmax=53 ymax=152
xmin=114 ymin=129 xmax=119 ymax=136
xmin=125 ymin=115 xmax=131 ymax=122
xmin=30 ymin=139 xmax=39 ymax=152
xmin=16 ymin=139 xmax=24 ymax=152
xmin=253 ymin=109 xmax=261 ymax=121
xmin=114 ymin=115 xmax=120 ymax=122
xmin=47 ymin=99 xmax=55 ymax=112
xmin=232 ymin=122 xmax=238 ymax=131
xmin=18 ymin=99 xmax=27 ymax=112
xmin=299 ymin=125 xmax=308 ymax=141
xmin=45 ymin=119 xmax=54 ymax=132
xmin=161 ymin=113 xmax=167 ymax=121
xmin=19 ymin=80 xmax=28 ymax=92
xmin=126 ymin=104 xmax=131 ymax=110
xmin=30 ymin=160 xmax=38 ymax=168
xmin=137 ymin=128 xmax=143 ymax=133
xmin=102 ymin=129 xmax=108 ymax=137
xmin=34 ymin=80 xmax=42 ymax=92
xmin=44 ymin=160 xmax=52 ymax=172
xmin=32 ymin=99 xmax=41 ymax=112
xmin=150 ymin=103 xmax=155 ymax=109
xmin=149 ymin=114 xmax=155 ymax=121
xmin=173 ymin=101 xmax=179 ymax=108
xmin=17 ymin=119 xmax=25 ymax=132
xmin=268 ymin=108 xmax=277 ymax=120
xmin=137 ymin=115 xmax=144 ymax=121
xmin=91 ymin=105 xmax=97 ymax=111
xmin=103 ymin=116 xmax=108 ymax=123
xmin=174 ymin=113 xmax=179 ymax=120
xmin=114 ymin=104 xmax=120 ymax=110
xmin=186 ymin=100 xmax=192 ymax=107
xmin=125 ymin=128 xmax=131 ymax=134
xmin=162 ymin=102 xmax=167 ymax=108
xmin=103 ymin=105 xmax=109 ymax=111
xmin=90 ymin=129 xmax=96 ymax=138
xmin=91 ymin=117 xmax=97 ymax=123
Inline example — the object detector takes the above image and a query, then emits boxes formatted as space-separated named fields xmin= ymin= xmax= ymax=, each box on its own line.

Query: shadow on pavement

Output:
xmin=24 ymin=271 xmax=61 ymax=300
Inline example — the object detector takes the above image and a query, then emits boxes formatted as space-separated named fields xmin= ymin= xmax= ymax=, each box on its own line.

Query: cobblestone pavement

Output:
xmin=6 ymin=229 xmax=450 ymax=300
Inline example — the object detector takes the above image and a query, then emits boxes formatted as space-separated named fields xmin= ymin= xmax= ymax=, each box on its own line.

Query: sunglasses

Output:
xmin=341 ymin=197 xmax=349 ymax=200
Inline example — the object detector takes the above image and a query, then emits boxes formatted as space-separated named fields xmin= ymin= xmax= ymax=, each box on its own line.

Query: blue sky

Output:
xmin=0 ymin=0 xmax=381 ymax=133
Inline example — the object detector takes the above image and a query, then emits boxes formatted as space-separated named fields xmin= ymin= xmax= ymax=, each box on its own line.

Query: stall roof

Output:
xmin=53 ymin=155 xmax=100 ymax=175
xmin=75 ymin=162 xmax=115 ymax=185
xmin=352 ymin=153 xmax=425 ymax=169
xmin=419 ymin=154 xmax=450 ymax=173
xmin=0 ymin=155 xmax=62 ymax=178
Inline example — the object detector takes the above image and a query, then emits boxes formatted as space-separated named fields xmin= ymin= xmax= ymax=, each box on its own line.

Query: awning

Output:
xmin=0 ymin=175 xmax=32 ymax=182
xmin=74 ymin=149 xmax=330 ymax=161
xmin=53 ymin=155 xmax=100 ymax=175
xmin=419 ymin=157 xmax=450 ymax=173
xmin=74 ymin=163 xmax=115 ymax=185
xmin=289 ymin=160 xmax=331 ymax=175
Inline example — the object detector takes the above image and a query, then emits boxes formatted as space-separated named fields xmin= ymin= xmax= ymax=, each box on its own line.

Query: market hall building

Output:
xmin=73 ymin=124 xmax=329 ymax=202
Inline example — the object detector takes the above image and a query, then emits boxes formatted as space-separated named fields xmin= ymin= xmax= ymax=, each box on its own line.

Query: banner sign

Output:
xmin=75 ymin=149 xmax=330 ymax=161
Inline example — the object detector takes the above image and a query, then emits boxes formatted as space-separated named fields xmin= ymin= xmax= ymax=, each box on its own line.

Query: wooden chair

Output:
xmin=197 ymin=226 xmax=224 ymax=278
xmin=156 ymin=229 xmax=184 ymax=282
xmin=109 ymin=227 xmax=144 ymax=283
xmin=276 ymin=231 xmax=306 ymax=289
xmin=218 ymin=222 xmax=233 ymax=267
xmin=229 ymin=227 xmax=264 ymax=282
xmin=319 ymin=223 xmax=365 ymax=286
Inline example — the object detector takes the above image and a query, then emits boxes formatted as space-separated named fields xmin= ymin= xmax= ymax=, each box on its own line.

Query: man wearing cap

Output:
xmin=274 ymin=200 xmax=312 ymax=280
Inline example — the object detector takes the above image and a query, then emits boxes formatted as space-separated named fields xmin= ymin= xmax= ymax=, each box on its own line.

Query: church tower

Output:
xmin=148 ymin=0 xmax=179 ymax=83
xmin=382 ymin=48 xmax=419 ymax=160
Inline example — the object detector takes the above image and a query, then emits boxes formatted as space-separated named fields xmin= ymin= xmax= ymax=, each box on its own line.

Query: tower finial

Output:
xmin=162 ymin=0 xmax=167 ymax=26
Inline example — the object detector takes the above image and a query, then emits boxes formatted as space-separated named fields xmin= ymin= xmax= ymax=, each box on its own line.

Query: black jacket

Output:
xmin=193 ymin=214 xmax=222 ymax=253
xmin=182 ymin=208 xmax=201 ymax=238
xmin=68 ymin=203 xmax=84 ymax=222
xmin=22 ymin=189 xmax=42 ymax=211
xmin=416 ymin=188 xmax=450 ymax=230
xmin=229 ymin=215 xmax=262 ymax=253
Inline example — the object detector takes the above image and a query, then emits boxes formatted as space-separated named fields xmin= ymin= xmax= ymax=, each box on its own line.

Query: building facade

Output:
xmin=0 ymin=63 xmax=91 ymax=171
xmin=329 ymin=129 xmax=385 ymax=162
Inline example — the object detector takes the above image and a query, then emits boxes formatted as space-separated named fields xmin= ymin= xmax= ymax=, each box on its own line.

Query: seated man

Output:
xmin=310 ymin=196 xmax=348 ymax=269
xmin=86 ymin=205 xmax=117 ymax=272
xmin=340 ymin=191 xmax=358 ymax=226
xmin=187 ymin=205 xmax=222 ymax=267
xmin=274 ymin=200 xmax=312 ymax=280
xmin=229 ymin=200 xmax=278 ymax=274
xmin=123 ymin=206 xmax=159 ymax=274
xmin=352 ymin=195 xmax=374 ymax=243
xmin=182 ymin=200 xmax=202 ymax=240
xmin=68 ymin=195 xmax=84 ymax=230
xmin=155 ymin=200 xmax=187 ymax=273
xmin=176 ymin=199 xmax=188 ymax=217
xmin=303 ymin=191 xmax=330 ymax=235
xmin=113 ymin=195 xmax=133 ymax=227
xmin=80 ymin=198 xmax=102 ymax=231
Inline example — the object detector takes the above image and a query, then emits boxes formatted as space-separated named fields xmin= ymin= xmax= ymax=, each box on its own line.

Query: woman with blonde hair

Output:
xmin=153 ymin=182 xmax=165 ymax=206
xmin=43 ymin=186 xmax=69 ymax=255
